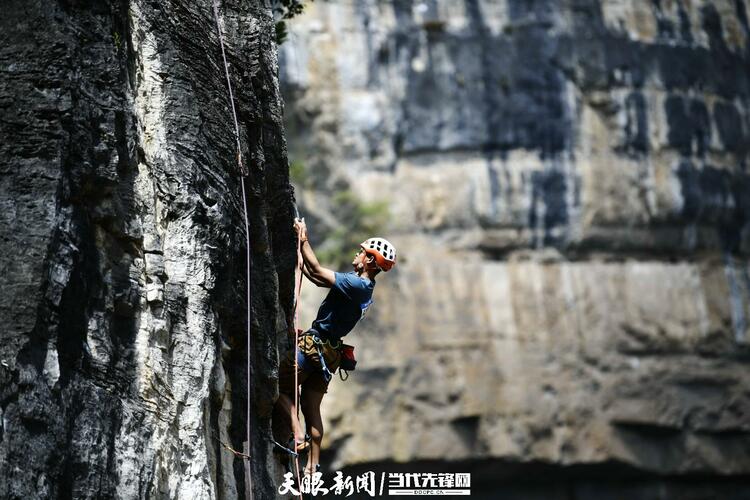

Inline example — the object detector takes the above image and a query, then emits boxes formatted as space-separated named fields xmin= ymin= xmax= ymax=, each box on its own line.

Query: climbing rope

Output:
xmin=210 ymin=2 xmax=253 ymax=499
xmin=292 ymin=225 xmax=306 ymax=498
xmin=211 ymin=3 xmax=311 ymax=497
xmin=212 ymin=0 xmax=247 ymax=177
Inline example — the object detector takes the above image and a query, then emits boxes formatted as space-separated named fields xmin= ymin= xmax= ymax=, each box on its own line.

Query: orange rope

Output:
xmin=292 ymin=229 xmax=305 ymax=498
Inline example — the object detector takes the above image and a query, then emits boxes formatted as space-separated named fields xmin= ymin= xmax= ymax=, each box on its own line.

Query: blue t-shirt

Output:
xmin=311 ymin=272 xmax=374 ymax=340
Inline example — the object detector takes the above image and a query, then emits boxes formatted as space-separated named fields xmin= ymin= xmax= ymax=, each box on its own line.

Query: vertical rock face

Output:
xmin=1 ymin=1 xmax=293 ymax=498
xmin=282 ymin=0 xmax=750 ymax=495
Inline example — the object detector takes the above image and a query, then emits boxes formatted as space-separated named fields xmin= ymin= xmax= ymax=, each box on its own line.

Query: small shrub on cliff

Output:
xmin=272 ymin=0 xmax=314 ymax=44
xmin=317 ymin=190 xmax=390 ymax=269
xmin=289 ymin=159 xmax=309 ymax=187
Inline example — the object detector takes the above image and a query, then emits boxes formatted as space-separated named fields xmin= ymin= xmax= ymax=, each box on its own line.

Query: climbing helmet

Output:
xmin=360 ymin=237 xmax=397 ymax=271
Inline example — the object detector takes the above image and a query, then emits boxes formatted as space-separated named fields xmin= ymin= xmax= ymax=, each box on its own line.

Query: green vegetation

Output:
xmin=289 ymin=159 xmax=309 ymax=187
xmin=317 ymin=190 xmax=390 ymax=269
xmin=275 ymin=21 xmax=290 ymax=45
xmin=272 ymin=0 xmax=314 ymax=44
xmin=288 ymin=161 xmax=389 ymax=268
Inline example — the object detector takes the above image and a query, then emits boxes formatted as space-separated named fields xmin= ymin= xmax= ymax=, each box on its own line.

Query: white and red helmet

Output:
xmin=360 ymin=237 xmax=397 ymax=271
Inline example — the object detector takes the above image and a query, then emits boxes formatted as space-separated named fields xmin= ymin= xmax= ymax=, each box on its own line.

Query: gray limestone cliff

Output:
xmin=1 ymin=1 xmax=294 ymax=498
xmin=282 ymin=0 xmax=750 ymax=498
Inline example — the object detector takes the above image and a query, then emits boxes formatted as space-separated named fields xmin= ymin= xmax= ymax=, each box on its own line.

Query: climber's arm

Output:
xmin=300 ymin=240 xmax=335 ymax=288
xmin=294 ymin=218 xmax=335 ymax=288
xmin=302 ymin=261 xmax=329 ymax=287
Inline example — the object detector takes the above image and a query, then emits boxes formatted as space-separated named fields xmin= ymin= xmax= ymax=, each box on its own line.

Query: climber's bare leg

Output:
xmin=276 ymin=392 xmax=306 ymax=444
xmin=300 ymin=387 xmax=325 ymax=475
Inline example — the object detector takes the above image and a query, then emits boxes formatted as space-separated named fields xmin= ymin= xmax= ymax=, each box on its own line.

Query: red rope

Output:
xmin=292 ymin=230 xmax=305 ymax=498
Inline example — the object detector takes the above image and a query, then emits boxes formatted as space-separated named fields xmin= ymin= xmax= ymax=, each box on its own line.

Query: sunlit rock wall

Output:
xmin=0 ymin=1 xmax=295 ymax=498
xmin=281 ymin=0 xmax=750 ymax=494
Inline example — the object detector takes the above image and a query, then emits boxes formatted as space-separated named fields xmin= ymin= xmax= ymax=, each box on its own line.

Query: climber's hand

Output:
xmin=293 ymin=218 xmax=307 ymax=239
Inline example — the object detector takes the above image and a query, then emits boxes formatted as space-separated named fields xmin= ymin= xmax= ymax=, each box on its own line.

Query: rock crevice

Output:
xmin=1 ymin=1 xmax=293 ymax=498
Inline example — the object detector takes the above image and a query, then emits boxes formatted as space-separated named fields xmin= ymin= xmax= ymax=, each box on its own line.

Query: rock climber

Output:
xmin=275 ymin=217 xmax=397 ymax=476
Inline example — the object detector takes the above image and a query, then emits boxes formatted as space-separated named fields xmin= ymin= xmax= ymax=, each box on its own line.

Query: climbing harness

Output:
xmin=307 ymin=331 xmax=342 ymax=350
xmin=301 ymin=331 xmax=357 ymax=382
xmin=309 ymin=332 xmax=337 ymax=382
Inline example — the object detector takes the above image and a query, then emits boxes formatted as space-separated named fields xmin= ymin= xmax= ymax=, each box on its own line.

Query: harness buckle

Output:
xmin=303 ymin=330 xmax=340 ymax=383
xmin=310 ymin=332 xmax=341 ymax=350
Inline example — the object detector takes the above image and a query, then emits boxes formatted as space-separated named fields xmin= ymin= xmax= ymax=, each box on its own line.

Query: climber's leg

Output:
xmin=300 ymin=386 xmax=325 ymax=475
xmin=276 ymin=392 xmax=307 ymax=445
xmin=277 ymin=348 xmax=309 ymax=444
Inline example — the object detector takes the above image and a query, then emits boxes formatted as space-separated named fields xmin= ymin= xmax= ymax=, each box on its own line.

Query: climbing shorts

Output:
xmin=278 ymin=331 xmax=342 ymax=395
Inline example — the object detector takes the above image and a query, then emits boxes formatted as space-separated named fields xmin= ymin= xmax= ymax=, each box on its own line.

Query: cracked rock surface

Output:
xmin=1 ymin=1 xmax=294 ymax=498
